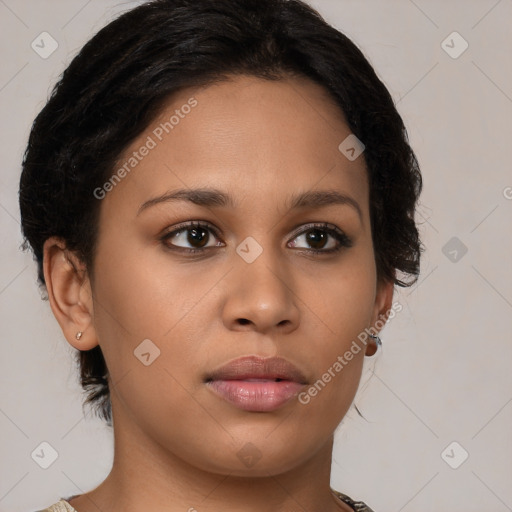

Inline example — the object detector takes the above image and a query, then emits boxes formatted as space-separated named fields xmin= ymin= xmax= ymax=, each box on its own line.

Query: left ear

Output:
xmin=366 ymin=277 xmax=394 ymax=355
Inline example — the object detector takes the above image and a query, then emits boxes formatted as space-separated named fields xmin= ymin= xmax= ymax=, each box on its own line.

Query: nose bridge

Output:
xmin=223 ymin=235 xmax=300 ymax=333
xmin=240 ymin=243 xmax=287 ymax=295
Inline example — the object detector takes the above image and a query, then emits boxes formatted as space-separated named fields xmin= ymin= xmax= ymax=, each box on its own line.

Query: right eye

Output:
xmin=160 ymin=221 xmax=225 ymax=253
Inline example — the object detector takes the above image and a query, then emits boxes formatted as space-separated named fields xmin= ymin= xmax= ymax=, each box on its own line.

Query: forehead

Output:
xmin=101 ymin=74 xmax=369 ymax=220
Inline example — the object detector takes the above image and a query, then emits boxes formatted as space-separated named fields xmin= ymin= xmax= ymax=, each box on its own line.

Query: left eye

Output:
xmin=288 ymin=223 xmax=352 ymax=253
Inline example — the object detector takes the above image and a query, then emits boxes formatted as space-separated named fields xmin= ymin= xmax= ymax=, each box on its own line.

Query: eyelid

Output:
xmin=162 ymin=220 xmax=222 ymax=238
xmin=287 ymin=222 xmax=347 ymax=242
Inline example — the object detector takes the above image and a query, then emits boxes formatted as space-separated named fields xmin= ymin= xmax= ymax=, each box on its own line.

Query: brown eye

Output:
xmin=288 ymin=223 xmax=352 ymax=254
xmin=182 ymin=226 xmax=209 ymax=248
xmin=161 ymin=222 xmax=224 ymax=252
xmin=304 ymin=229 xmax=329 ymax=250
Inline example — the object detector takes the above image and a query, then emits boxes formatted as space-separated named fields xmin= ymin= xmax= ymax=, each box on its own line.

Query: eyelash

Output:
xmin=159 ymin=221 xmax=353 ymax=256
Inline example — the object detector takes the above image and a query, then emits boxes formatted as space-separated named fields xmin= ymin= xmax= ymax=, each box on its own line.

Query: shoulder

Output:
xmin=332 ymin=489 xmax=376 ymax=512
xmin=33 ymin=498 xmax=77 ymax=512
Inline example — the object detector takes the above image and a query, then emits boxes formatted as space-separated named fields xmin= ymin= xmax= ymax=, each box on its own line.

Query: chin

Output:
xmin=185 ymin=436 xmax=320 ymax=477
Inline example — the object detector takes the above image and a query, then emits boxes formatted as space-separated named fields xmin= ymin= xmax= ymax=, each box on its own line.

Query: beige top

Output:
xmin=36 ymin=499 xmax=76 ymax=512
xmin=37 ymin=490 xmax=374 ymax=511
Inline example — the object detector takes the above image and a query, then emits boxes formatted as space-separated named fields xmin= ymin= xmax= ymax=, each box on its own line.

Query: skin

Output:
xmin=44 ymin=74 xmax=394 ymax=512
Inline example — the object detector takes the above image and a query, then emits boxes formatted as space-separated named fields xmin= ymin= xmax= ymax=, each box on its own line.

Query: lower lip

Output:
xmin=206 ymin=379 xmax=305 ymax=412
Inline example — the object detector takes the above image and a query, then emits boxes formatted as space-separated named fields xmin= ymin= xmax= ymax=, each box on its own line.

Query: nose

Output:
xmin=221 ymin=245 xmax=300 ymax=335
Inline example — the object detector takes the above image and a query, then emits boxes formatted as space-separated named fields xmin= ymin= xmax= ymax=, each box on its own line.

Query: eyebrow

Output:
xmin=137 ymin=187 xmax=362 ymax=221
xmin=287 ymin=189 xmax=362 ymax=221
xmin=137 ymin=188 xmax=235 ymax=215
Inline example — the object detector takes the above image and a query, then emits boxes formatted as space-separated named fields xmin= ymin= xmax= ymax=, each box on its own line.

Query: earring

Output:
xmin=369 ymin=333 xmax=382 ymax=348
xmin=75 ymin=331 xmax=83 ymax=340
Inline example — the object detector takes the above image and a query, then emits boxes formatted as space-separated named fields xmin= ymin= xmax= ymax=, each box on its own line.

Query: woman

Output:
xmin=19 ymin=0 xmax=422 ymax=510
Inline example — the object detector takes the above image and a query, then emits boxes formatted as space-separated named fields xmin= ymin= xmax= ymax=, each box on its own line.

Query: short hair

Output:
xmin=19 ymin=0 xmax=423 ymax=425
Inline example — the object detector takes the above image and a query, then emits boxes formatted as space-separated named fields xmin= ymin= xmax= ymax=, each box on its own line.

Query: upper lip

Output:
xmin=205 ymin=355 xmax=308 ymax=384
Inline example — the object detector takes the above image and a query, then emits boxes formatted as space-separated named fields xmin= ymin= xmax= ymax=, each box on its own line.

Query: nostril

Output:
xmin=238 ymin=318 xmax=250 ymax=325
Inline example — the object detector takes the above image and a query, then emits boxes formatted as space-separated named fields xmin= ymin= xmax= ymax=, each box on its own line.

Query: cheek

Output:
xmin=297 ymin=252 xmax=376 ymax=410
xmin=305 ymin=250 xmax=377 ymax=342
xmin=91 ymin=237 xmax=192 ymax=340
xmin=90 ymin=246 xmax=212 ymax=435
xmin=294 ymin=286 xmax=370 ymax=425
xmin=89 ymin=238 xmax=222 ymax=386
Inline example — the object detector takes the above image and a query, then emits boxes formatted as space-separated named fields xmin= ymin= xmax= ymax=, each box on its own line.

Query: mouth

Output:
xmin=204 ymin=356 xmax=308 ymax=412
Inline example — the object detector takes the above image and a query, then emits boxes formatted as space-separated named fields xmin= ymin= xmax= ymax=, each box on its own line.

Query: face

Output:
xmin=55 ymin=74 xmax=393 ymax=476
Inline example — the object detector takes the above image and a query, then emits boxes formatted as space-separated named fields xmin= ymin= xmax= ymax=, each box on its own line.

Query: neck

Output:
xmin=72 ymin=406 xmax=345 ymax=512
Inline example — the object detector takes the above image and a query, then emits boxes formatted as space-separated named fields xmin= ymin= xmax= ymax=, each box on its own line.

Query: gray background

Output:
xmin=1 ymin=0 xmax=511 ymax=510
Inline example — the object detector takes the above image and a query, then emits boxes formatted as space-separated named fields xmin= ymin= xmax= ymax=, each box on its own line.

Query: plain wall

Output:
xmin=0 ymin=1 xmax=511 ymax=511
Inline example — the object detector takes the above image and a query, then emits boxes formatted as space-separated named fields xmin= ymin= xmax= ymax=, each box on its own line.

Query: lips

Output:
xmin=204 ymin=355 xmax=308 ymax=384
xmin=204 ymin=355 xmax=308 ymax=412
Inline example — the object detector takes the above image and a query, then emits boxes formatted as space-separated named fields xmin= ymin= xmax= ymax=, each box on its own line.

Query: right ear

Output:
xmin=43 ymin=237 xmax=99 ymax=351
